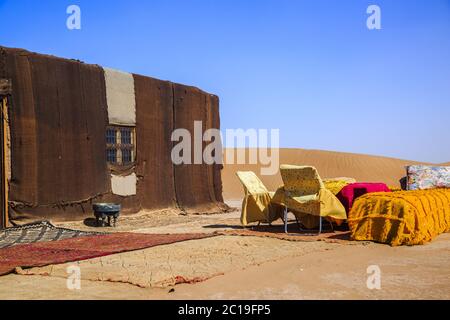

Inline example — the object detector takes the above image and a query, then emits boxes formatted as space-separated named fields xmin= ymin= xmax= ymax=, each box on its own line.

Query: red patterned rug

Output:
xmin=0 ymin=232 xmax=215 ymax=276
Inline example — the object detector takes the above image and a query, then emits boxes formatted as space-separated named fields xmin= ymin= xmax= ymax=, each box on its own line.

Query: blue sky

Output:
xmin=1 ymin=0 xmax=449 ymax=163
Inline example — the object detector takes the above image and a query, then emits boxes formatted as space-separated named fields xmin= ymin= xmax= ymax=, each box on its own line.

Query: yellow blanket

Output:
xmin=236 ymin=171 xmax=283 ymax=226
xmin=323 ymin=177 xmax=356 ymax=195
xmin=348 ymin=189 xmax=450 ymax=246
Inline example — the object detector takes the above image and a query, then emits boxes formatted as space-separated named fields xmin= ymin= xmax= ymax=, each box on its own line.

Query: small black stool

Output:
xmin=93 ymin=203 xmax=121 ymax=227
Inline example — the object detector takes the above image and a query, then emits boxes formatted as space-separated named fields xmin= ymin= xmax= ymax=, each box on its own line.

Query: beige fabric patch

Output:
xmin=104 ymin=68 xmax=136 ymax=125
xmin=111 ymin=173 xmax=137 ymax=196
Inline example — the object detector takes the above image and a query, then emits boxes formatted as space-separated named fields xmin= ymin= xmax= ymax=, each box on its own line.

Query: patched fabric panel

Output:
xmin=111 ymin=173 xmax=137 ymax=196
xmin=104 ymin=68 xmax=136 ymax=126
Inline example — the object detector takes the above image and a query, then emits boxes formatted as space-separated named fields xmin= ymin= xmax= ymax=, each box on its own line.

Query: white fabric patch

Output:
xmin=104 ymin=67 xmax=136 ymax=125
xmin=111 ymin=173 xmax=137 ymax=196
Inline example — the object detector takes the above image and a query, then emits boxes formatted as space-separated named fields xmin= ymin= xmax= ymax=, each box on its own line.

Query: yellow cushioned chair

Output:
xmin=278 ymin=165 xmax=347 ymax=234
xmin=236 ymin=171 xmax=284 ymax=226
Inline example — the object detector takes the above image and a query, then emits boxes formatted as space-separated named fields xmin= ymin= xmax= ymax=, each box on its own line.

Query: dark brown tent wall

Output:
xmin=173 ymin=84 xmax=225 ymax=213
xmin=133 ymin=75 xmax=177 ymax=210
xmin=1 ymin=47 xmax=111 ymax=221
xmin=208 ymin=94 xmax=225 ymax=204
xmin=0 ymin=46 xmax=227 ymax=223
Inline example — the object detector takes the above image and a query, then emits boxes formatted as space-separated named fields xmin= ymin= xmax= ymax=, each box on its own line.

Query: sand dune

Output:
xmin=222 ymin=148 xmax=444 ymax=200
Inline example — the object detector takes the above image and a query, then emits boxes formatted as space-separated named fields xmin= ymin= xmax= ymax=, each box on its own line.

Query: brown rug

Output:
xmin=216 ymin=224 xmax=352 ymax=243
xmin=0 ymin=232 xmax=215 ymax=276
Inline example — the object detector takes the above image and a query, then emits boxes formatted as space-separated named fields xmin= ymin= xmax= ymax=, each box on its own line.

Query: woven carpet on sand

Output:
xmin=0 ymin=221 xmax=103 ymax=249
xmin=216 ymin=224 xmax=353 ymax=243
xmin=0 ymin=232 xmax=215 ymax=276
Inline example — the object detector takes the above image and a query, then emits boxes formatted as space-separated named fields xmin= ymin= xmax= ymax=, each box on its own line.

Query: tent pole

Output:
xmin=0 ymin=96 xmax=8 ymax=229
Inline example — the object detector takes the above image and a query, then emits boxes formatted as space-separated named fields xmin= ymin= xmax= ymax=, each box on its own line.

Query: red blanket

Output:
xmin=0 ymin=232 xmax=214 ymax=276
xmin=337 ymin=183 xmax=391 ymax=214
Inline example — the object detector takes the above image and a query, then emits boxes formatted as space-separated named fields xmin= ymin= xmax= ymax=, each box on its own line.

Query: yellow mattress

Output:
xmin=348 ymin=189 xmax=450 ymax=246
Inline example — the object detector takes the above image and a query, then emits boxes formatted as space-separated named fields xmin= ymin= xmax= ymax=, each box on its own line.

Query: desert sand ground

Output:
xmin=1 ymin=149 xmax=449 ymax=300
xmin=1 ymin=207 xmax=449 ymax=300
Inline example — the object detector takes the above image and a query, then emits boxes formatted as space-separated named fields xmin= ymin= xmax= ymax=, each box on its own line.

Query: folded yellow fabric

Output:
xmin=236 ymin=171 xmax=283 ymax=226
xmin=323 ymin=177 xmax=356 ymax=195
xmin=348 ymin=189 xmax=450 ymax=246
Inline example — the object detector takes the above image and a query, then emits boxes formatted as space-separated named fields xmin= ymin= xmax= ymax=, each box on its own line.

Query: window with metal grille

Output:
xmin=106 ymin=126 xmax=135 ymax=165
xmin=121 ymin=129 xmax=131 ymax=145
xmin=106 ymin=149 xmax=117 ymax=163
xmin=122 ymin=149 xmax=132 ymax=164
xmin=106 ymin=129 xmax=116 ymax=144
